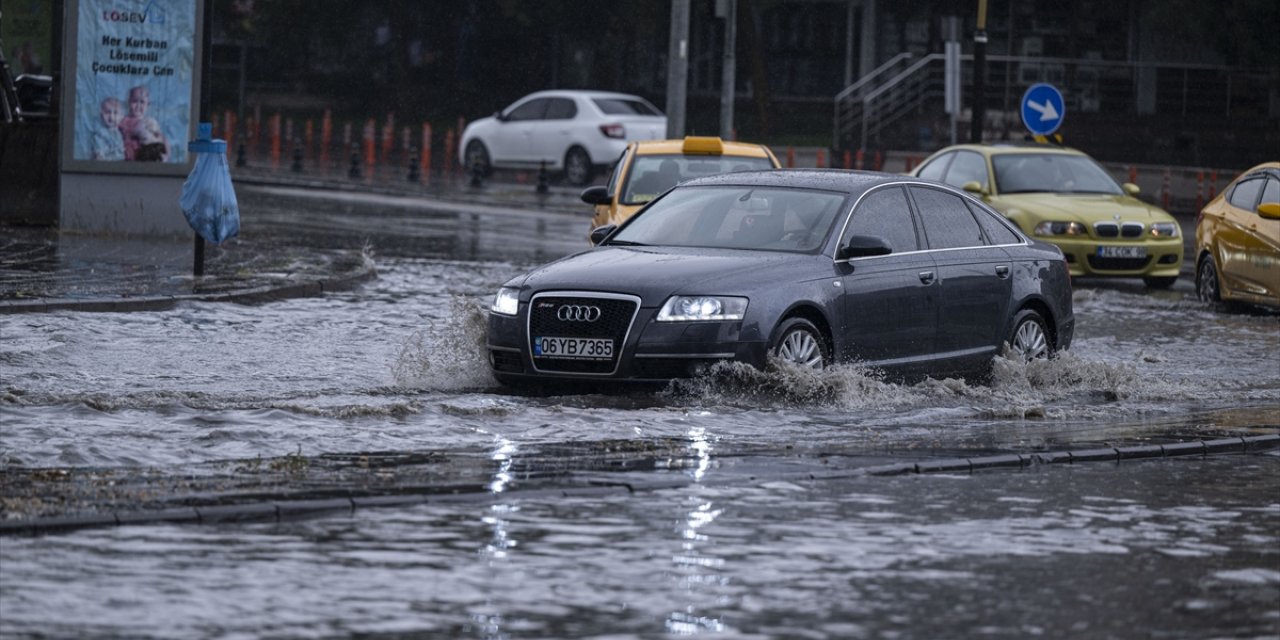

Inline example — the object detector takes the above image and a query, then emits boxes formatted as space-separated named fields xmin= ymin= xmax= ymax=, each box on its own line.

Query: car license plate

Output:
xmin=1097 ymin=246 xmax=1146 ymax=259
xmin=533 ymin=336 xmax=613 ymax=360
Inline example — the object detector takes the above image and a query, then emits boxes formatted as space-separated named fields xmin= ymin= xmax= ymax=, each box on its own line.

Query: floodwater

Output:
xmin=1 ymin=185 xmax=1277 ymax=637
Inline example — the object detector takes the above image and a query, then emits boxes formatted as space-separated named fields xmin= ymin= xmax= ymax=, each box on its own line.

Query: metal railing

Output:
xmin=834 ymin=54 xmax=1279 ymax=152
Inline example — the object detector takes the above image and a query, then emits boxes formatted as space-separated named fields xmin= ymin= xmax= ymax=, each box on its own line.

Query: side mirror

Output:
xmin=580 ymin=185 xmax=612 ymax=206
xmin=1122 ymin=182 xmax=1141 ymax=196
xmin=837 ymin=234 xmax=893 ymax=260
xmin=493 ymin=110 xmax=506 ymax=122
xmin=961 ymin=181 xmax=987 ymax=196
xmin=1258 ymin=202 xmax=1280 ymax=220
xmin=589 ymin=224 xmax=618 ymax=246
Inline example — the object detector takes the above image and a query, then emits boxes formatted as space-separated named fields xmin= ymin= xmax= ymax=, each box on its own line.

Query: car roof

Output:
xmin=1241 ymin=161 xmax=1280 ymax=178
xmin=631 ymin=137 xmax=773 ymax=159
xmin=681 ymin=168 xmax=911 ymax=194
xmin=932 ymin=142 xmax=1088 ymax=157
xmin=523 ymin=89 xmax=650 ymax=101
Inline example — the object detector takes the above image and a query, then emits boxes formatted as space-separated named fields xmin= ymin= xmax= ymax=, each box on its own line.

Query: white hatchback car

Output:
xmin=459 ymin=90 xmax=667 ymax=185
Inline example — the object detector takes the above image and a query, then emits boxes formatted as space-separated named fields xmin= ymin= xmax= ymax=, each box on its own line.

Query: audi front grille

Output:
xmin=527 ymin=292 xmax=640 ymax=375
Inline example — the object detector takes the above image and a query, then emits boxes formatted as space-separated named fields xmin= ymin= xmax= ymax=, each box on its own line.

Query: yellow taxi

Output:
xmin=912 ymin=143 xmax=1184 ymax=288
xmin=580 ymin=136 xmax=779 ymax=238
xmin=1195 ymin=162 xmax=1280 ymax=309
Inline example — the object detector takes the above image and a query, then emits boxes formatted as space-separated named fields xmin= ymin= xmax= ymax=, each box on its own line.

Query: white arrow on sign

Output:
xmin=1028 ymin=99 xmax=1060 ymax=121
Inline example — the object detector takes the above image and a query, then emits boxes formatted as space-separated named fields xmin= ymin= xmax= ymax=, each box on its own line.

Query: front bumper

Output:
xmin=487 ymin=309 xmax=767 ymax=384
xmin=1041 ymin=236 xmax=1183 ymax=278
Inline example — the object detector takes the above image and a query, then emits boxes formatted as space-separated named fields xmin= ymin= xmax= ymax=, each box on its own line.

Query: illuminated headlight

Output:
xmin=656 ymin=296 xmax=747 ymax=322
xmin=490 ymin=287 xmax=520 ymax=316
xmin=1149 ymin=222 xmax=1179 ymax=238
xmin=1033 ymin=221 xmax=1087 ymax=236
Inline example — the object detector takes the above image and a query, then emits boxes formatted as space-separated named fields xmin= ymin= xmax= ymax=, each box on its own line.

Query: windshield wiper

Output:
xmin=606 ymin=240 xmax=648 ymax=246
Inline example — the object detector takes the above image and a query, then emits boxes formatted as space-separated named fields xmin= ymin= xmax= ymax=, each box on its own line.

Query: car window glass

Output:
xmin=991 ymin=153 xmax=1122 ymax=195
xmin=911 ymin=186 xmax=986 ymax=249
xmin=613 ymin=186 xmax=844 ymax=252
xmin=1262 ymin=178 xmax=1279 ymax=207
xmin=593 ymin=98 xmax=662 ymax=116
xmin=966 ymin=201 xmax=1021 ymax=245
xmin=621 ymin=155 xmax=775 ymax=205
xmin=505 ymin=98 xmax=547 ymax=121
xmin=844 ymin=186 xmax=918 ymax=253
xmin=605 ymin=148 xmax=631 ymax=196
xmin=544 ymin=98 xmax=577 ymax=120
xmin=916 ymin=154 xmax=950 ymax=181
xmin=944 ymin=151 xmax=988 ymax=189
xmin=1229 ymin=178 xmax=1264 ymax=210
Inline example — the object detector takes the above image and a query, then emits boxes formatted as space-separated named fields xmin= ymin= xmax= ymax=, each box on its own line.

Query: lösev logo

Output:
xmin=101 ymin=0 xmax=167 ymax=24
xmin=556 ymin=305 xmax=602 ymax=322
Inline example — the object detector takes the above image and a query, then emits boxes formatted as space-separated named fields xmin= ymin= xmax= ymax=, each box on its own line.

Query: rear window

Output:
xmin=622 ymin=154 xmax=775 ymax=204
xmin=593 ymin=98 xmax=662 ymax=116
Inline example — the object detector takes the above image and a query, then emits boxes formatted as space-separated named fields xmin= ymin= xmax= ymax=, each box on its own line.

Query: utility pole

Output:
xmin=969 ymin=0 xmax=989 ymax=143
xmin=717 ymin=0 xmax=737 ymax=140
xmin=666 ymin=0 xmax=690 ymax=139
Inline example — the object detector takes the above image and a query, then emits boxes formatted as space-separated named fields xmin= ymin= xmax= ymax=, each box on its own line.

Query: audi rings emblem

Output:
xmin=557 ymin=304 xmax=602 ymax=322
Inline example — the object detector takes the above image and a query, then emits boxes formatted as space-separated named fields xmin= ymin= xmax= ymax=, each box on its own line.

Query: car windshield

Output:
xmin=593 ymin=97 xmax=662 ymax=116
xmin=992 ymin=153 xmax=1123 ymax=195
xmin=609 ymin=186 xmax=846 ymax=252
xmin=621 ymin=154 xmax=776 ymax=205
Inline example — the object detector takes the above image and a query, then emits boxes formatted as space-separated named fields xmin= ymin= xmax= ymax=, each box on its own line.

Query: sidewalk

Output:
xmin=0 ymin=169 xmax=586 ymax=314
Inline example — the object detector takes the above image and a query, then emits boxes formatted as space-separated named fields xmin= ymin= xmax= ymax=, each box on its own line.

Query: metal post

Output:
xmin=195 ymin=0 xmax=212 ymax=277
xmin=718 ymin=0 xmax=737 ymax=140
xmin=969 ymin=0 xmax=989 ymax=144
xmin=666 ymin=0 xmax=690 ymax=139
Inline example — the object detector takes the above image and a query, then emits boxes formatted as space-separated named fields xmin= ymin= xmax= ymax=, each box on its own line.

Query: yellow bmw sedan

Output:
xmin=580 ymin=136 xmax=779 ymax=241
xmin=912 ymin=144 xmax=1184 ymax=288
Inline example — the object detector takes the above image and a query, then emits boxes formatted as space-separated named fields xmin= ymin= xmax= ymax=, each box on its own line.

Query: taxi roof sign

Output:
xmin=682 ymin=136 xmax=725 ymax=155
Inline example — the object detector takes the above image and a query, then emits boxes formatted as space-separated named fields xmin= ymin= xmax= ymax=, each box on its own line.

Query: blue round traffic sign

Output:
xmin=1020 ymin=83 xmax=1065 ymax=136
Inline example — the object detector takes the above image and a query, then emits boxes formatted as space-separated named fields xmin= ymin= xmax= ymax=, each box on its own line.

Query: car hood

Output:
xmin=990 ymin=193 xmax=1173 ymax=222
xmin=515 ymin=246 xmax=811 ymax=303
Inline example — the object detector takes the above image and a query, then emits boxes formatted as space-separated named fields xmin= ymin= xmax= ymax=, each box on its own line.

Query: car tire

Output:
xmin=464 ymin=140 xmax=492 ymax=177
xmin=1196 ymin=253 xmax=1222 ymax=303
xmin=1007 ymin=309 xmax=1051 ymax=362
xmin=1143 ymin=275 xmax=1177 ymax=289
xmin=564 ymin=146 xmax=593 ymax=186
xmin=770 ymin=317 xmax=829 ymax=369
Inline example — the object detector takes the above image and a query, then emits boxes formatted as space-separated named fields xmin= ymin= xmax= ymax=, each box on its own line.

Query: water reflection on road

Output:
xmin=1 ymin=185 xmax=1277 ymax=637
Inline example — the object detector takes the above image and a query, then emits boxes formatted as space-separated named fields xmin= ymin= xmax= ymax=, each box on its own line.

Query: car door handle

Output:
xmin=918 ymin=271 xmax=936 ymax=285
xmin=996 ymin=265 xmax=1010 ymax=278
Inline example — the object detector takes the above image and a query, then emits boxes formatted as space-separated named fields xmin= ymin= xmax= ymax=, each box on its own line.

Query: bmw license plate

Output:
xmin=1097 ymin=245 xmax=1146 ymax=259
xmin=534 ymin=336 xmax=613 ymax=360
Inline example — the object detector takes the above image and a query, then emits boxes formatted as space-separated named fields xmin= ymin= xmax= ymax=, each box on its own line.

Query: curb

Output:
xmin=0 ymin=262 xmax=377 ymax=314
xmin=2 ymin=434 xmax=1276 ymax=536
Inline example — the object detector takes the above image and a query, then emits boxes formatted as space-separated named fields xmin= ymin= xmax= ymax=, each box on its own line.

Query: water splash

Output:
xmin=392 ymin=296 xmax=497 ymax=391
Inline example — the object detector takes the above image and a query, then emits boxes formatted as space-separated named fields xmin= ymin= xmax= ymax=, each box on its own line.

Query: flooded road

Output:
xmin=2 ymin=184 xmax=1277 ymax=637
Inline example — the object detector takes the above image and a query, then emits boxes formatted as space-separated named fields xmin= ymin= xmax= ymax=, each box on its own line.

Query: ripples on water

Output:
xmin=1 ymin=456 xmax=1276 ymax=638
xmin=2 ymin=259 xmax=1278 ymax=470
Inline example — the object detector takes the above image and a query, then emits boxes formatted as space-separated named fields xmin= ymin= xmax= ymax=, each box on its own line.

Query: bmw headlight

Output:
xmin=656 ymin=296 xmax=747 ymax=322
xmin=1033 ymin=221 xmax=1087 ymax=236
xmin=491 ymin=287 xmax=520 ymax=316
xmin=1149 ymin=222 xmax=1179 ymax=238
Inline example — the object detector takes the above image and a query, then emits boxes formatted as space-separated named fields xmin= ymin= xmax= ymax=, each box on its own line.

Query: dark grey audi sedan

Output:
xmin=486 ymin=170 xmax=1074 ymax=386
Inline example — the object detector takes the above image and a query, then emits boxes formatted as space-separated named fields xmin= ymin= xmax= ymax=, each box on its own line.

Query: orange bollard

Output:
xmin=1128 ymin=165 xmax=1137 ymax=184
xmin=364 ymin=118 xmax=376 ymax=180
xmin=904 ymin=157 xmax=916 ymax=172
xmin=1161 ymin=167 xmax=1171 ymax=211
xmin=421 ymin=122 xmax=432 ymax=179
xmin=843 ymin=149 xmax=852 ymax=169
xmin=815 ymin=148 xmax=826 ymax=168
xmin=382 ymin=113 xmax=396 ymax=160
xmin=854 ymin=149 xmax=864 ymax=170
xmin=1196 ymin=170 xmax=1204 ymax=210
xmin=785 ymin=147 xmax=795 ymax=168
xmin=320 ymin=110 xmax=332 ymax=172
xmin=269 ymin=113 xmax=282 ymax=169
xmin=443 ymin=128 xmax=455 ymax=175
xmin=223 ymin=111 xmax=236 ymax=162
xmin=1208 ymin=170 xmax=1218 ymax=200
xmin=873 ymin=150 xmax=883 ymax=171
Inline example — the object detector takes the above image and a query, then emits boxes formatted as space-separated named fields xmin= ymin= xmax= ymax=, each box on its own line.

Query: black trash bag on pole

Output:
xmin=181 ymin=122 xmax=240 ymax=244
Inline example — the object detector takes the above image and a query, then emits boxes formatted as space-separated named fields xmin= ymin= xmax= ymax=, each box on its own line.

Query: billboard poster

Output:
xmin=66 ymin=0 xmax=199 ymax=169
xmin=2 ymin=0 xmax=54 ymax=76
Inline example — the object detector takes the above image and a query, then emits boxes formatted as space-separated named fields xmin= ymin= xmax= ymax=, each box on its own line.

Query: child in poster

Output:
xmin=119 ymin=85 xmax=169 ymax=162
xmin=90 ymin=96 xmax=125 ymax=161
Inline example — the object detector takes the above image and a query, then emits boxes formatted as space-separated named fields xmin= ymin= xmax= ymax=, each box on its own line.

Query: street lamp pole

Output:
xmin=969 ymin=0 xmax=989 ymax=144
xmin=666 ymin=0 xmax=690 ymax=139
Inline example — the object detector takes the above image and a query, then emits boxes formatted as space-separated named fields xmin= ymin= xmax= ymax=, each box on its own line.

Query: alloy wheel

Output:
xmin=1010 ymin=318 xmax=1049 ymax=362
xmin=777 ymin=328 xmax=824 ymax=368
